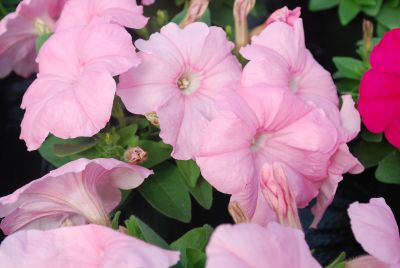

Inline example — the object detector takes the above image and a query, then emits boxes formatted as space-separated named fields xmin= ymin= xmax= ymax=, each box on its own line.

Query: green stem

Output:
xmin=112 ymin=97 xmax=127 ymax=128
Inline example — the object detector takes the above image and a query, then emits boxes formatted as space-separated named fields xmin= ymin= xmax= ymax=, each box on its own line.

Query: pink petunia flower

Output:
xmin=56 ymin=0 xmax=148 ymax=31
xmin=358 ymin=29 xmax=400 ymax=148
xmin=118 ymin=22 xmax=241 ymax=160
xmin=0 ymin=158 xmax=152 ymax=235
xmin=241 ymin=10 xmax=363 ymax=227
xmin=196 ymin=87 xmax=339 ymax=225
xmin=347 ymin=198 xmax=400 ymax=268
xmin=0 ymin=224 xmax=179 ymax=268
xmin=20 ymin=22 xmax=139 ymax=151
xmin=206 ymin=222 xmax=321 ymax=268
xmin=0 ymin=0 xmax=67 ymax=78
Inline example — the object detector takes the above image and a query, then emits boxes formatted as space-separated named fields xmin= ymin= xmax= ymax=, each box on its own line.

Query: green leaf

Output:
xmin=117 ymin=124 xmax=139 ymax=148
xmin=170 ymin=224 xmax=213 ymax=252
xmin=335 ymin=79 xmax=360 ymax=95
xmin=111 ymin=211 xmax=121 ymax=230
xmin=176 ymin=160 xmax=201 ymax=188
xmin=182 ymin=248 xmax=207 ymax=268
xmin=53 ymin=137 xmax=99 ymax=157
xmin=309 ymin=0 xmax=339 ymax=11
xmin=138 ymin=140 xmax=172 ymax=168
xmin=375 ymin=151 xmax=400 ymax=184
xmin=125 ymin=215 xmax=169 ymax=249
xmin=39 ymin=136 xmax=99 ymax=167
xmin=35 ymin=33 xmax=52 ymax=52
xmin=189 ymin=177 xmax=213 ymax=210
xmin=362 ymin=0 xmax=383 ymax=16
xmin=353 ymin=141 xmax=395 ymax=168
xmin=333 ymin=57 xmax=367 ymax=80
xmin=338 ymin=0 xmax=361 ymax=25
xmin=377 ymin=2 xmax=400 ymax=29
xmin=387 ymin=0 xmax=400 ymax=7
xmin=326 ymin=252 xmax=346 ymax=268
xmin=361 ymin=129 xmax=383 ymax=143
xmin=139 ymin=162 xmax=192 ymax=223
xmin=354 ymin=0 xmax=376 ymax=6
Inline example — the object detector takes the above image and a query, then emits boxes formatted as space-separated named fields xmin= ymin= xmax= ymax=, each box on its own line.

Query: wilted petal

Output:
xmin=0 ymin=224 xmax=179 ymax=268
xmin=0 ymin=158 xmax=152 ymax=235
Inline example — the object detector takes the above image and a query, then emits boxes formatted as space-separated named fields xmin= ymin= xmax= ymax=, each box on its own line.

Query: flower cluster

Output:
xmin=0 ymin=0 xmax=397 ymax=267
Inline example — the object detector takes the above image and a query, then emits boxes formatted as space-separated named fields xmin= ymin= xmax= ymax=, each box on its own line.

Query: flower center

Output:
xmin=251 ymin=132 xmax=268 ymax=152
xmin=289 ymin=74 xmax=299 ymax=93
xmin=33 ymin=18 xmax=52 ymax=35
xmin=177 ymin=71 xmax=201 ymax=95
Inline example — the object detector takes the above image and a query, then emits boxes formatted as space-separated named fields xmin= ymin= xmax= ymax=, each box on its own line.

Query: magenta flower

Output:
xmin=118 ymin=22 xmax=241 ymax=160
xmin=0 ymin=158 xmax=152 ymax=235
xmin=0 ymin=224 xmax=179 ymax=268
xmin=347 ymin=198 xmax=400 ymax=268
xmin=56 ymin=0 xmax=148 ymax=31
xmin=241 ymin=10 xmax=363 ymax=226
xmin=206 ymin=223 xmax=321 ymax=268
xmin=196 ymin=87 xmax=339 ymax=225
xmin=0 ymin=0 xmax=67 ymax=78
xmin=20 ymin=22 xmax=139 ymax=151
xmin=358 ymin=29 xmax=400 ymax=148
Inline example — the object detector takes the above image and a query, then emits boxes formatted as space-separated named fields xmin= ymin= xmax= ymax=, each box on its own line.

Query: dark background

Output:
xmin=0 ymin=0 xmax=399 ymax=266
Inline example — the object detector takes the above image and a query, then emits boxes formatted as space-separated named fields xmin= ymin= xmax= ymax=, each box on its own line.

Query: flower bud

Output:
xmin=260 ymin=163 xmax=302 ymax=229
xmin=145 ymin=112 xmax=160 ymax=126
xmin=233 ymin=0 xmax=255 ymax=49
xmin=180 ymin=0 xmax=210 ymax=28
xmin=124 ymin=147 xmax=148 ymax=164
xmin=362 ymin=19 xmax=374 ymax=59
xmin=228 ymin=201 xmax=249 ymax=224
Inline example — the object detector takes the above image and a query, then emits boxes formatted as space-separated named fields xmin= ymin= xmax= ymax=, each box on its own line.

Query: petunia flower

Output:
xmin=20 ymin=22 xmax=139 ymax=151
xmin=196 ymin=87 xmax=339 ymax=225
xmin=241 ymin=10 xmax=363 ymax=226
xmin=0 ymin=158 xmax=152 ymax=235
xmin=56 ymin=0 xmax=148 ymax=31
xmin=358 ymin=29 xmax=400 ymax=148
xmin=0 ymin=224 xmax=179 ymax=268
xmin=347 ymin=198 xmax=400 ymax=268
xmin=0 ymin=0 xmax=67 ymax=78
xmin=118 ymin=22 xmax=241 ymax=160
xmin=206 ymin=222 xmax=321 ymax=268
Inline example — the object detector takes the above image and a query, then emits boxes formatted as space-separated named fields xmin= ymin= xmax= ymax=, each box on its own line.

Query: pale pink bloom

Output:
xmin=0 ymin=0 xmax=67 ymax=78
xmin=0 ymin=158 xmax=152 ymax=235
xmin=0 ymin=224 xmax=179 ymax=268
xmin=260 ymin=163 xmax=302 ymax=229
xmin=310 ymin=95 xmax=363 ymax=227
xmin=196 ymin=87 xmax=339 ymax=225
xmin=142 ymin=0 xmax=155 ymax=5
xmin=266 ymin=6 xmax=301 ymax=27
xmin=118 ymin=22 xmax=241 ymax=160
xmin=20 ymin=22 xmax=139 ymax=151
xmin=206 ymin=222 xmax=321 ymax=268
xmin=241 ymin=13 xmax=363 ymax=226
xmin=348 ymin=198 xmax=400 ymax=268
xmin=56 ymin=0 xmax=148 ymax=31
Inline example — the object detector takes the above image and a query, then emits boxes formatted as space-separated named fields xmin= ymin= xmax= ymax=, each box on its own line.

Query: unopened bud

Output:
xmin=250 ymin=6 xmax=301 ymax=37
xmin=145 ymin=112 xmax=160 ymax=126
xmin=156 ymin=10 xmax=169 ymax=27
xmin=124 ymin=147 xmax=148 ymax=164
xmin=260 ymin=163 xmax=302 ymax=229
xmin=118 ymin=226 xmax=129 ymax=235
xmin=233 ymin=0 xmax=255 ymax=49
xmin=180 ymin=0 xmax=210 ymax=28
xmin=228 ymin=201 xmax=249 ymax=224
xmin=362 ymin=20 xmax=374 ymax=59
